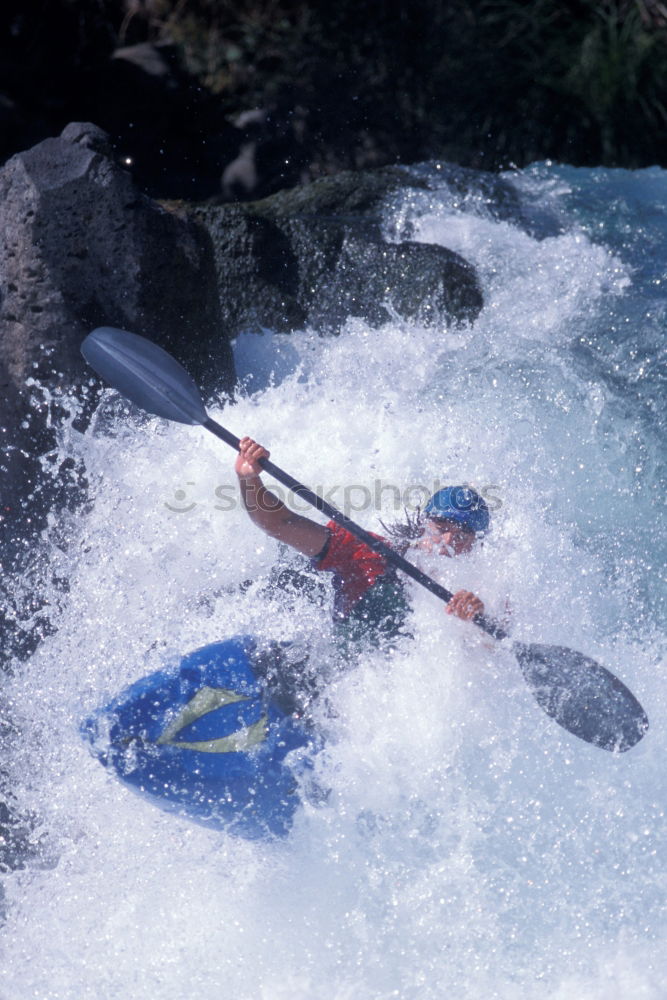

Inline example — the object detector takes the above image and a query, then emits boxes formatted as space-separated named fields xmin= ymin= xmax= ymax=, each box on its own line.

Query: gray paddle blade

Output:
xmin=514 ymin=642 xmax=648 ymax=752
xmin=81 ymin=327 xmax=208 ymax=425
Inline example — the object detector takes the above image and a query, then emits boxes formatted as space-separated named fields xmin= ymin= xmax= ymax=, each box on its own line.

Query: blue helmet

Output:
xmin=424 ymin=486 xmax=490 ymax=534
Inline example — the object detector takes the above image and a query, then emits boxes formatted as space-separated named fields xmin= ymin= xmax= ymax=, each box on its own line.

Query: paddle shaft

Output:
xmin=79 ymin=329 xmax=648 ymax=751
xmin=204 ymin=417 xmax=509 ymax=641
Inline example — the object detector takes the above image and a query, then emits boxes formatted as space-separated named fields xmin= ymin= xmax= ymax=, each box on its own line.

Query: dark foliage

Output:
xmin=1 ymin=0 xmax=667 ymax=195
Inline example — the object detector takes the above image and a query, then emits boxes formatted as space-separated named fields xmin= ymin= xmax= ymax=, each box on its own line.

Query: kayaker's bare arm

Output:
xmin=235 ymin=438 xmax=328 ymax=558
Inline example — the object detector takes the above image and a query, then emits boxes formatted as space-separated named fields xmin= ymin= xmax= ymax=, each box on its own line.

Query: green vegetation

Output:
xmin=3 ymin=0 xmax=667 ymax=170
xmin=129 ymin=0 xmax=667 ymax=168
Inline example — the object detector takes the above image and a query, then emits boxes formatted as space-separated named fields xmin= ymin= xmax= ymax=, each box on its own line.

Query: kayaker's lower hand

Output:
xmin=446 ymin=590 xmax=484 ymax=621
xmin=235 ymin=437 xmax=270 ymax=479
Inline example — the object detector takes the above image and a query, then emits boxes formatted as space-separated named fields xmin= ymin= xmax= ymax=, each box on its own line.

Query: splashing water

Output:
xmin=1 ymin=164 xmax=666 ymax=999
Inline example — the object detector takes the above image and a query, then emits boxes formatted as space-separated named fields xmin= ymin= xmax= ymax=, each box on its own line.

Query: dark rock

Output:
xmin=308 ymin=235 xmax=483 ymax=332
xmin=60 ymin=121 xmax=115 ymax=156
xmin=253 ymin=164 xmax=421 ymax=218
xmin=195 ymin=205 xmax=307 ymax=334
xmin=195 ymin=165 xmax=483 ymax=335
xmin=0 ymin=122 xmax=233 ymax=659
xmin=0 ymin=122 xmax=232 ymax=393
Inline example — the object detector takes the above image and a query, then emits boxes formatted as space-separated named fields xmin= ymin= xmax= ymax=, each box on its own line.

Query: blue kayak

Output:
xmin=81 ymin=636 xmax=313 ymax=839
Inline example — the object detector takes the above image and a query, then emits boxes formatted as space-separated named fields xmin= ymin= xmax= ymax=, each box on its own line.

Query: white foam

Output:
xmin=2 ymin=166 xmax=666 ymax=999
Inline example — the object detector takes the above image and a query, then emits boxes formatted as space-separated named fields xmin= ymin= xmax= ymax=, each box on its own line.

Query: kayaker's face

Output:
xmin=419 ymin=517 xmax=476 ymax=557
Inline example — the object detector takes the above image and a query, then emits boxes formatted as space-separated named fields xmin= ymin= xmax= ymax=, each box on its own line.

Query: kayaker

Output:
xmin=235 ymin=437 xmax=488 ymax=645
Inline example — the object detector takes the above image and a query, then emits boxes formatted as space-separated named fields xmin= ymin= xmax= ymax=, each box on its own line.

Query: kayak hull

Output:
xmin=81 ymin=636 xmax=312 ymax=839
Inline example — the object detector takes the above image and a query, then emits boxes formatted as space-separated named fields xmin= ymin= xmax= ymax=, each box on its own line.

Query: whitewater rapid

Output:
xmin=1 ymin=163 xmax=665 ymax=999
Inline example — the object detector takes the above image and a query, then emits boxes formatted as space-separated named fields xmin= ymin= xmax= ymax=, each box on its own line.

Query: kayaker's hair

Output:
xmin=379 ymin=508 xmax=426 ymax=552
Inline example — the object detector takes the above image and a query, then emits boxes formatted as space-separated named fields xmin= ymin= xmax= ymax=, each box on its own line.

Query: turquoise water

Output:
xmin=1 ymin=164 xmax=665 ymax=998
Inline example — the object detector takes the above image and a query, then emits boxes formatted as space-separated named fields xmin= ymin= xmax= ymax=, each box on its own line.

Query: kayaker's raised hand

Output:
xmin=235 ymin=437 xmax=270 ymax=479
xmin=446 ymin=590 xmax=484 ymax=621
xmin=234 ymin=436 xmax=329 ymax=558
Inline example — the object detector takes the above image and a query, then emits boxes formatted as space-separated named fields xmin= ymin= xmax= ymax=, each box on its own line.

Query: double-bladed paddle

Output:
xmin=81 ymin=327 xmax=649 ymax=753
